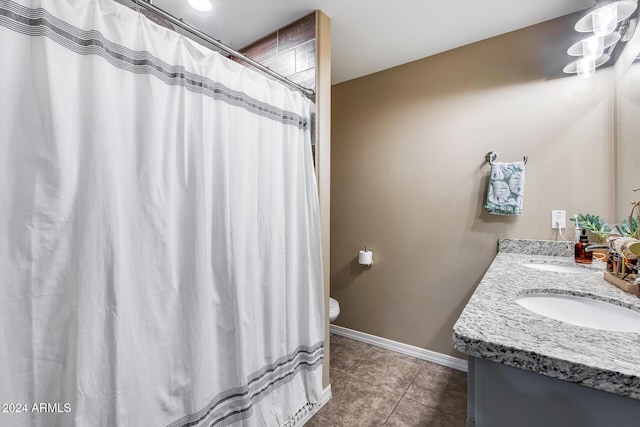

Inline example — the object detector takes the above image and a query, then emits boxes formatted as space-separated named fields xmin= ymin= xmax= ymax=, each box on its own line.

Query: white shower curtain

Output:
xmin=0 ymin=1 xmax=324 ymax=426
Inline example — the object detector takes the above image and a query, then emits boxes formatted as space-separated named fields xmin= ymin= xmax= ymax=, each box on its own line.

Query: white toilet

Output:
xmin=329 ymin=297 xmax=340 ymax=323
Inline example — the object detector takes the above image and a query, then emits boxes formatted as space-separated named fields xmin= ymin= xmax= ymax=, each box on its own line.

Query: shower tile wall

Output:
xmin=235 ymin=13 xmax=316 ymax=90
xmin=308 ymin=334 xmax=467 ymax=426
xmin=235 ymin=11 xmax=319 ymax=161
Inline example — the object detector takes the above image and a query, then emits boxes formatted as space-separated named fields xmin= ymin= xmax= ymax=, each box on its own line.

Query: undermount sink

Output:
xmin=515 ymin=293 xmax=640 ymax=333
xmin=522 ymin=263 xmax=593 ymax=274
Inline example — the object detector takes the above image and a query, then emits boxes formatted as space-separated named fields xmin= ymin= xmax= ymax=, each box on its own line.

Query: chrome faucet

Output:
xmin=585 ymin=244 xmax=609 ymax=252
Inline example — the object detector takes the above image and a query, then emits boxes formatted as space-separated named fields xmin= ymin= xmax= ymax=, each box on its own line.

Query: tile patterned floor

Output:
xmin=307 ymin=334 xmax=467 ymax=427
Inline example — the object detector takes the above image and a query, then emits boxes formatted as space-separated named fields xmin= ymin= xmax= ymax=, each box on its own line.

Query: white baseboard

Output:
xmin=299 ymin=386 xmax=331 ymax=426
xmin=330 ymin=324 xmax=468 ymax=372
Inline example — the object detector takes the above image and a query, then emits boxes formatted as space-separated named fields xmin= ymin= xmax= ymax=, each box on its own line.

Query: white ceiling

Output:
xmin=146 ymin=0 xmax=595 ymax=84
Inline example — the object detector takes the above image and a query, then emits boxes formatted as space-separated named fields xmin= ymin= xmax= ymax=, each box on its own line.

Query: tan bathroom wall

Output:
xmin=614 ymin=15 xmax=640 ymax=223
xmin=616 ymin=62 xmax=640 ymax=230
xmin=331 ymin=16 xmax=615 ymax=358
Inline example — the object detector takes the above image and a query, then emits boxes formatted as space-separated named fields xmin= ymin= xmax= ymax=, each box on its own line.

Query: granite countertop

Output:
xmin=452 ymin=239 xmax=640 ymax=400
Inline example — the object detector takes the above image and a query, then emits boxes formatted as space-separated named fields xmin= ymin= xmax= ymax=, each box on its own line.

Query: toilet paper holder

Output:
xmin=359 ymin=246 xmax=373 ymax=269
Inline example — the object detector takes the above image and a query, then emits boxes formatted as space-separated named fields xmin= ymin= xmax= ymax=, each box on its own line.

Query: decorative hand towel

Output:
xmin=485 ymin=161 xmax=525 ymax=216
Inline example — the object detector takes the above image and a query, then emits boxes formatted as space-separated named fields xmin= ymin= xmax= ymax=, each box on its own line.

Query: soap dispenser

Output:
xmin=574 ymin=229 xmax=593 ymax=264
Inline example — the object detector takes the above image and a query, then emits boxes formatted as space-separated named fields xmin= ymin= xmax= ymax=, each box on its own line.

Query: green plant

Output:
xmin=621 ymin=216 xmax=638 ymax=238
xmin=570 ymin=213 xmax=610 ymax=243
xmin=629 ymin=190 xmax=640 ymax=239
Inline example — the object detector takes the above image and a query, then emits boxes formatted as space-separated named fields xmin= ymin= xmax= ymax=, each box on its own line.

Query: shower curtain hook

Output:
xmin=179 ymin=18 xmax=184 ymax=37
xmin=134 ymin=0 xmax=140 ymax=16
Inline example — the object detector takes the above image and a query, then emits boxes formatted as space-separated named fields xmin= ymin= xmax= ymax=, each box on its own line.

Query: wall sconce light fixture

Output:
xmin=567 ymin=32 xmax=621 ymax=58
xmin=575 ymin=1 xmax=637 ymax=36
xmin=564 ymin=0 xmax=638 ymax=79
xmin=563 ymin=54 xmax=611 ymax=78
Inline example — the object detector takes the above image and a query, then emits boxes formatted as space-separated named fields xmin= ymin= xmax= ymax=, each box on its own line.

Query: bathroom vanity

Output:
xmin=453 ymin=239 xmax=640 ymax=427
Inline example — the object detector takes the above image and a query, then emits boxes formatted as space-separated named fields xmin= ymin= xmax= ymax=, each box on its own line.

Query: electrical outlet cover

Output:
xmin=551 ymin=210 xmax=566 ymax=229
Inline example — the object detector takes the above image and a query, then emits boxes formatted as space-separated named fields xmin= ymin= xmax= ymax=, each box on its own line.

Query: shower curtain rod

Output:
xmin=129 ymin=0 xmax=316 ymax=100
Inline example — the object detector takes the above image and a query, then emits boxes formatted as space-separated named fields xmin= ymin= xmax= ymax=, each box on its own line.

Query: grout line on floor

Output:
xmin=382 ymin=393 xmax=403 ymax=426
xmin=321 ymin=335 xmax=467 ymax=426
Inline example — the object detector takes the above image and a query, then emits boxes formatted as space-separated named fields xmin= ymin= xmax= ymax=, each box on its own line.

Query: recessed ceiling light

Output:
xmin=188 ymin=0 xmax=212 ymax=12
